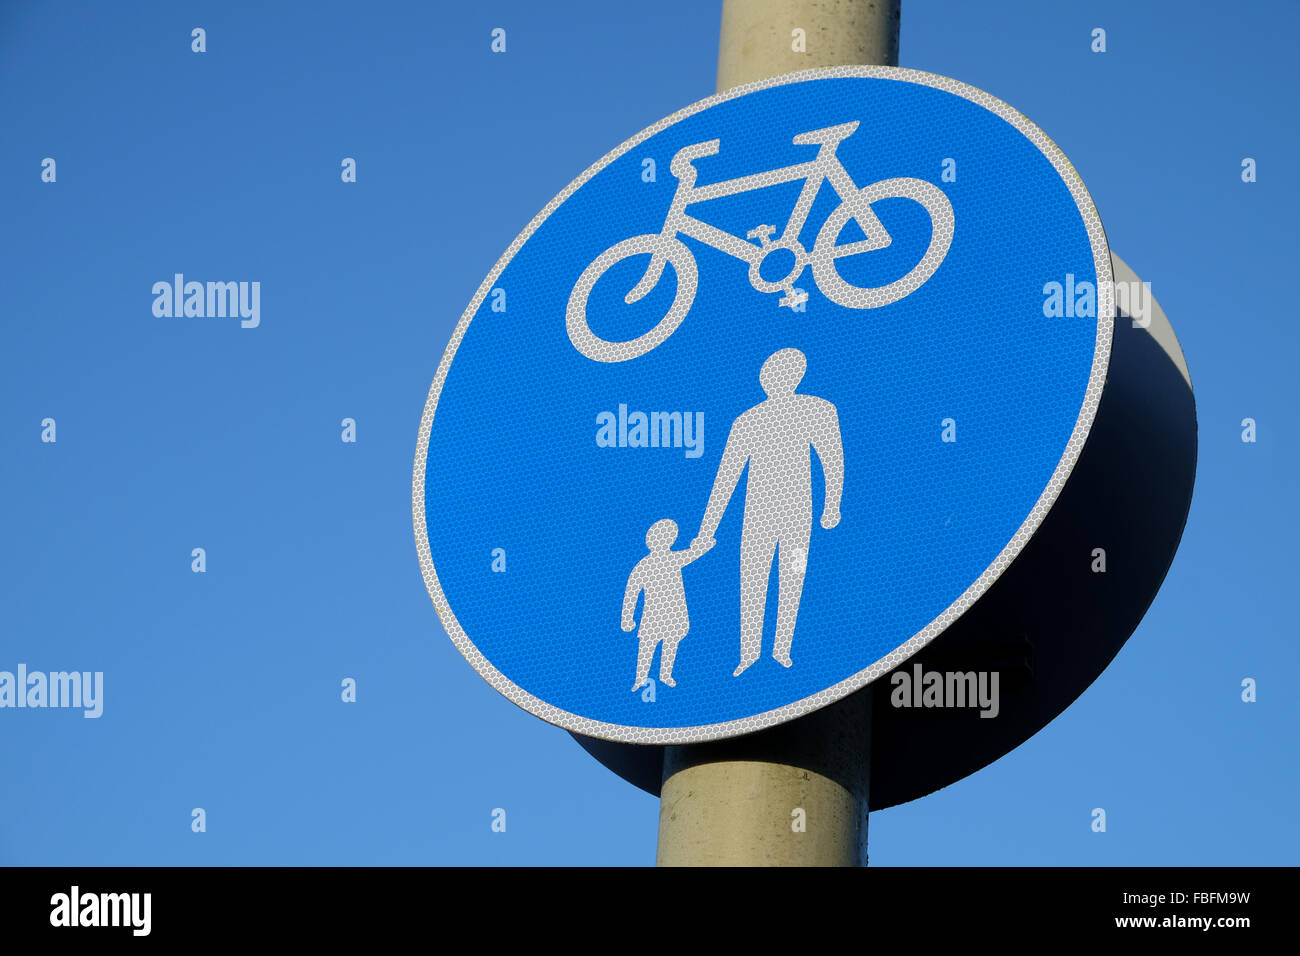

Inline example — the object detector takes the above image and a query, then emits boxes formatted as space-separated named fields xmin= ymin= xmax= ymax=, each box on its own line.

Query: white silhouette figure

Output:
xmin=692 ymin=349 xmax=844 ymax=675
xmin=623 ymin=519 xmax=713 ymax=692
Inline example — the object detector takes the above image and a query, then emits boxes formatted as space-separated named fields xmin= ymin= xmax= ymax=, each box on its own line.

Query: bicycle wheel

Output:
xmin=811 ymin=178 xmax=954 ymax=309
xmin=565 ymin=234 xmax=698 ymax=363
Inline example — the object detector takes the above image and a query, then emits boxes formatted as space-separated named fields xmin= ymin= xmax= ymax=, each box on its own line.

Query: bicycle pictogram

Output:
xmin=565 ymin=120 xmax=955 ymax=363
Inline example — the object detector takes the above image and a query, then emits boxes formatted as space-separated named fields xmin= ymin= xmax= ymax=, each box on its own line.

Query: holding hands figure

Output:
xmin=623 ymin=519 xmax=713 ymax=692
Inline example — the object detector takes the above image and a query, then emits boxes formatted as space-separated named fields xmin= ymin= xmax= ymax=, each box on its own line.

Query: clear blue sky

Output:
xmin=1 ymin=0 xmax=1295 ymax=865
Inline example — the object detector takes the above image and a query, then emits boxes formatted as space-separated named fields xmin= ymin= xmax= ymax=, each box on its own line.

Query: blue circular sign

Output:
xmin=414 ymin=66 xmax=1113 ymax=744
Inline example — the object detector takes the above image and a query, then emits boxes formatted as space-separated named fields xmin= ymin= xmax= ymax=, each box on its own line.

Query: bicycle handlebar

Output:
xmin=670 ymin=139 xmax=721 ymax=177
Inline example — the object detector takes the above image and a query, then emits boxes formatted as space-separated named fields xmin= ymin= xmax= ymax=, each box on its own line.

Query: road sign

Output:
xmin=414 ymin=66 xmax=1113 ymax=744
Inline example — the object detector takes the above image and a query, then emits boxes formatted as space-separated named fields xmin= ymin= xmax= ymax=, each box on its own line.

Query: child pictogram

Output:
xmin=623 ymin=519 xmax=713 ymax=692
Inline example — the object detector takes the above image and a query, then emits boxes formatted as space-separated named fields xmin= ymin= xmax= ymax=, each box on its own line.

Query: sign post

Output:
xmin=414 ymin=0 xmax=1195 ymax=868
xmin=657 ymin=0 xmax=900 ymax=868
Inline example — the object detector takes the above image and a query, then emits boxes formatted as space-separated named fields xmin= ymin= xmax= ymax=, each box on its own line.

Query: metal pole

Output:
xmin=657 ymin=692 xmax=872 ymax=866
xmin=716 ymin=0 xmax=900 ymax=92
xmin=656 ymin=0 xmax=899 ymax=868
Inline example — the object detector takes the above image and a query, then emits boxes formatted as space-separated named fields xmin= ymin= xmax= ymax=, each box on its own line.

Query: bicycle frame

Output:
xmin=569 ymin=121 xmax=953 ymax=363
xmin=629 ymin=121 xmax=889 ymax=305
xmin=669 ymin=121 xmax=862 ymax=258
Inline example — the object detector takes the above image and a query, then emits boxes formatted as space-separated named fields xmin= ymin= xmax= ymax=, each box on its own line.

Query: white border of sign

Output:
xmin=413 ymin=66 xmax=1114 ymax=745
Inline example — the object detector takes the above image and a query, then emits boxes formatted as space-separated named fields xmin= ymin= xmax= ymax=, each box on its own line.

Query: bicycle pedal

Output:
xmin=746 ymin=224 xmax=776 ymax=245
xmin=779 ymin=289 xmax=808 ymax=309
